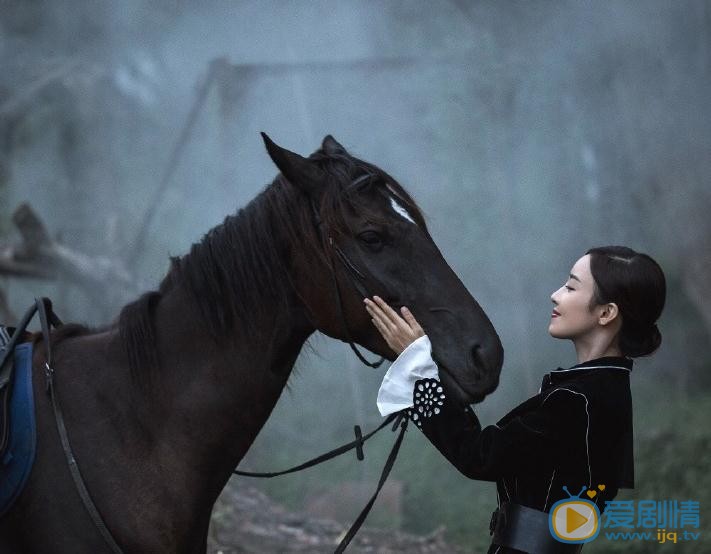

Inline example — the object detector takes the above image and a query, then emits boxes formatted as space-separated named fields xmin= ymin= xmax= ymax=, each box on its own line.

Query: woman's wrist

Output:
xmin=376 ymin=335 xmax=440 ymax=416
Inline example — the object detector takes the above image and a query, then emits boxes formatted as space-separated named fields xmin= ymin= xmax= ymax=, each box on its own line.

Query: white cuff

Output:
xmin=376 ymin=335 xmax=440 ymax=417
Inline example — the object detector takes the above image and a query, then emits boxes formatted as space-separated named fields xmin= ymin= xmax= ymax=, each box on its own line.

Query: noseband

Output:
xmin=308 ymin=172 xmax=385 ymax=368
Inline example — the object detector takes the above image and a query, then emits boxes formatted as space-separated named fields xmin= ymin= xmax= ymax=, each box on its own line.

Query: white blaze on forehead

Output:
xmin=386 ymin=183 xmax=417 ymax=225
xmin=389 ymin=197 xmax=416 ymax=224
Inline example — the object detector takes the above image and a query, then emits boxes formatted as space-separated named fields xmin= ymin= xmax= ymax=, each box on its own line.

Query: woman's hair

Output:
xmin=585 ymin=246 xmax=666 ymax=358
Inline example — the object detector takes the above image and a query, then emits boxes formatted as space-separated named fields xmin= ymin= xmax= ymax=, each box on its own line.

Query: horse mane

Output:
xmin=113 ymin=149 xmax=429 ymax=387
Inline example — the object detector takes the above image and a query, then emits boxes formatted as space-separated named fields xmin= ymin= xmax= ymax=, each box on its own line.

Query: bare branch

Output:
xmin=1 ymin=203 xmax=144 ymax=307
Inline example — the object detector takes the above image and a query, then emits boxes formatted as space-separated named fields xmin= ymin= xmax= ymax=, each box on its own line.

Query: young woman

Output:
xmin=364 ymin=246 xmax=666 ymax=554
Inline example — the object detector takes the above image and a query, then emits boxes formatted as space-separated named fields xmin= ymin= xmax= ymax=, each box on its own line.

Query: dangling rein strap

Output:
xmin=234 ymin=411 xmax=409 ymax=553
xmin=334 ymin=416 xmax=408 ymax=553
xmin=34 ymin=298 xmax=125 ymax=554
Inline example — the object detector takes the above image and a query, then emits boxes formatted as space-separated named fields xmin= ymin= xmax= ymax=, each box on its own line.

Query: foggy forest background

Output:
xmin=1 ymin=1 xmax=710 ymax=552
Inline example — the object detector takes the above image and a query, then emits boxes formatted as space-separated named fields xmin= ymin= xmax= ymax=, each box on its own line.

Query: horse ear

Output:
xmin=322 ymin=134 xmax=349 ymax=156
xmin=261 ymin=132 xmax=327 ymax=195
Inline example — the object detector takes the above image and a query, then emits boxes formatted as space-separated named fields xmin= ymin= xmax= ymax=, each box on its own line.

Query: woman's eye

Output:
xmin=565 ymin=286 xmax=574 ymax=291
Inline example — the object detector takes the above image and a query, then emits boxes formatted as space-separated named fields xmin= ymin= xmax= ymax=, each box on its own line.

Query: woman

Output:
xmin=364 ymin=246 xmax=666 ymax=554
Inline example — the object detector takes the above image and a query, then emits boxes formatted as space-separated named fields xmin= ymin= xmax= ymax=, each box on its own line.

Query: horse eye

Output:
xmin=358 ymin=230 xmax=383 ymax=247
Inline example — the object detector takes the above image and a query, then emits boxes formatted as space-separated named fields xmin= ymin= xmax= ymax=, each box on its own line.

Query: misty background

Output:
xmin=1 ymin=1 xmax=710 ymax=552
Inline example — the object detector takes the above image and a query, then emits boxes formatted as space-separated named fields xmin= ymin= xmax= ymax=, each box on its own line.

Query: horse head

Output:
xmin=262 ymin=133 xmax=503 ymax=404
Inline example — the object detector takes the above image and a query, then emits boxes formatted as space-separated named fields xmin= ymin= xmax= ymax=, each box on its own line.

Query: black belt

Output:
xmin=490 ymin=502 xmax=584 ymax=554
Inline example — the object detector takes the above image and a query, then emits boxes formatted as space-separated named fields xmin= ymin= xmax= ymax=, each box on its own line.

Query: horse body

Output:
xmin=1 ymin=283 xmax=314 ymax=553
xmin=0 ymin=134 xmax=503 ymax=552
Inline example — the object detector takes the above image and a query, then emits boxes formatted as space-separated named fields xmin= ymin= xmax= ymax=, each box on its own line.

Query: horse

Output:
xmin=0 ymin=133 xmax=503 ymax=553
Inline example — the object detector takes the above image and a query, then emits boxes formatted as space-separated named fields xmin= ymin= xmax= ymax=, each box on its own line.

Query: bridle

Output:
xmin=307 ymin=171 xmax=385 ymax=369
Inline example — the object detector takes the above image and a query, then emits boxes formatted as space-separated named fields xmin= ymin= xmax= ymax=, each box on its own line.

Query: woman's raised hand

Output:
xmin=363 ymin=296 xmax=425 ymax=355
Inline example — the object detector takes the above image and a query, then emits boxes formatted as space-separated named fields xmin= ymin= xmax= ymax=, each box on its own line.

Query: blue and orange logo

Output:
xmin=549 ymin=485 xmax=605 ymax=543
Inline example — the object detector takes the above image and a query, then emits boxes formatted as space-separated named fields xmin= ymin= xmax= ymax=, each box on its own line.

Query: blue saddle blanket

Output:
xmin=0 ymin=342 xmax=36 ymax=517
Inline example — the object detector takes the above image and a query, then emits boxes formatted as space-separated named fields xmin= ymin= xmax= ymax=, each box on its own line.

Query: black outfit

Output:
xmin=408 ymin=356 xmax=635 ymax=554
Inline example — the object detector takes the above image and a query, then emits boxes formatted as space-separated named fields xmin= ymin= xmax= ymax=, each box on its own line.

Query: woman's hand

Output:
xmin=363 ymin=296 xmax=425 ymax=355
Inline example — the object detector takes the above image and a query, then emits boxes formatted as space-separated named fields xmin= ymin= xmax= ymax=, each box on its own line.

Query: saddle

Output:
xmin=0 ymin=298 xmax=61 ymax=517
xmin=1 ymin=325 xmax=32 ymax=453
xmin=0 ymin=329 xmax=36 ymax=517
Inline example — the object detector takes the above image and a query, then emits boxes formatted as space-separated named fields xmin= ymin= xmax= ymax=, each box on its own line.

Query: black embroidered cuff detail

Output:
xmin=406 ymin=378 xmax=446 ymax=428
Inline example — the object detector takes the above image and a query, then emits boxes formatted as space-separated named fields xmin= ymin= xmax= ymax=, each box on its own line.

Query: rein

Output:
xmin=8 ymin=298 xmax=125 ymax=554
xmin=234 ymin=413 xmax=408 ymax=554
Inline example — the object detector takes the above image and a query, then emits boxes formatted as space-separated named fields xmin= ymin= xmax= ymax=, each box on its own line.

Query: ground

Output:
xmin=208 ymin=483 xmax=465 ymax=554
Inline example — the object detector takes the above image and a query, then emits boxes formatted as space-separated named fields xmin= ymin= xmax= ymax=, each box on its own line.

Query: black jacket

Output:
xmin=409 ymin=356 xmax=635 ymax=553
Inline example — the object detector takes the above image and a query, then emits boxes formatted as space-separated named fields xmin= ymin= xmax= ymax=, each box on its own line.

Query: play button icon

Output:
xmin=566 ymin=506 xmax=589 ymax=533
xmin=549 ymin=499 xmax=600 ymax=543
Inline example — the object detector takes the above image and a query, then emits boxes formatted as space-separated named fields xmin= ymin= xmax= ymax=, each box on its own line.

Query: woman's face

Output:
xmin=548 ymin=254 xmax=600 ymax=339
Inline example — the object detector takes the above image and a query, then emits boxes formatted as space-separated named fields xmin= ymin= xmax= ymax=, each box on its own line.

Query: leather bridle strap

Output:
xmin=334 ymin=415 xmax=408 ymax=554
xmin=36 ymin=297 xmax=125 ymax=554
xmin=324 ymin=239 xmax=384 ymax=368
xmin=234 ymin=412 xmax=400 ymax=478
xmin=310 ymin=173 xmax=385 ymax=368
xmin=332 ymin=243 xmax=369 ymax=298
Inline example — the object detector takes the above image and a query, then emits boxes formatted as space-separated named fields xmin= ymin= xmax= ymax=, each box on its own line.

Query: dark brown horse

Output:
xmin=0 ymin=134 xmax=503 ymax=553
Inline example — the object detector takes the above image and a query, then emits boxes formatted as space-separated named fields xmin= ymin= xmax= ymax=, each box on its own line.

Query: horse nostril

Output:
xmin=471 ymin=344 xmax=484 ymax=378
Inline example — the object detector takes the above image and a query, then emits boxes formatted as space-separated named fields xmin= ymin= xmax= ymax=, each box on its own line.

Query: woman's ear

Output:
xmin=598 ymin=302 xmax=620 ymax=326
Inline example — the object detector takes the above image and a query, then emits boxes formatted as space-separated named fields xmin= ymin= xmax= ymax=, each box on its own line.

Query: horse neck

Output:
xmin=146 ymin=281 xmax=314 ymax=492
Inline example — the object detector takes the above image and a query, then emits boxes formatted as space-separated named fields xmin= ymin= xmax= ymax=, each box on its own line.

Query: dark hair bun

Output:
xmin=620 ymin=323 xmax=662 ymax=358
xmin=585 ymin=246 xmax=666 ymax=358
